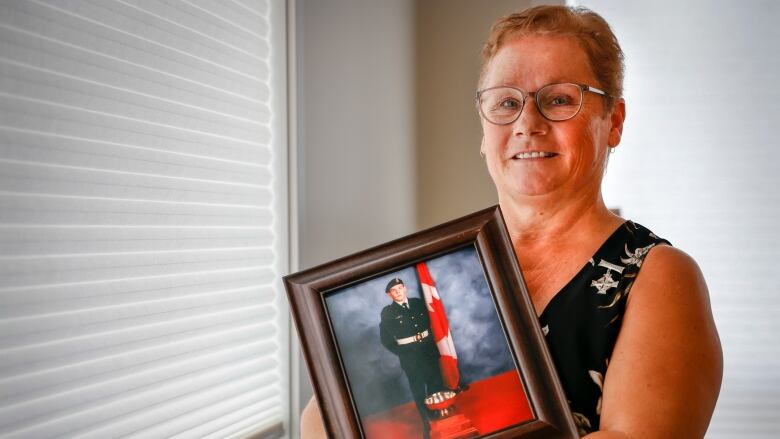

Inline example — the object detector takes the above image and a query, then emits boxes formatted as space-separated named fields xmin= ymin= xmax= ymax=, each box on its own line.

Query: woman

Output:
xmin=302 ymin=5 xmax=722 ymax=438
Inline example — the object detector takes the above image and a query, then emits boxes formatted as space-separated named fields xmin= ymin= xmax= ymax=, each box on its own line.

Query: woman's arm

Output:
xmin=589 ymin=245 xmax=723 ymax=438
xmin=301 ymin=396 xmax=327 ymax=439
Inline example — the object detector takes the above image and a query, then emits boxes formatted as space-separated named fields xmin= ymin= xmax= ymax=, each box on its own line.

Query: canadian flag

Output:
xmin=416 ymin=261 xmax=460 ymax=390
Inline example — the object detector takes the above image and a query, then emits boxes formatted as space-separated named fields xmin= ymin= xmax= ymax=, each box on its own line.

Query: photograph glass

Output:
xmin=324 ymin=244 xmax=534 ymax=439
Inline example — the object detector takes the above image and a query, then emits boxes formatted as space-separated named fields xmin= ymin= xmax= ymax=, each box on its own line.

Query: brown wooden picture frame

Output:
xmin=284 ymin=206 xmax=577 ymax=439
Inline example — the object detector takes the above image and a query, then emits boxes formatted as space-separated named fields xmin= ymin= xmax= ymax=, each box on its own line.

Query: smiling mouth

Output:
xmin=513 ymin=151 xmax=557 ymax=159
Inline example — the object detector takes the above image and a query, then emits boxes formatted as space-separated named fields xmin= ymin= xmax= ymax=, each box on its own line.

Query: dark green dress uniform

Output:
xmin=379 ymin=297 xmax=444 ymax=423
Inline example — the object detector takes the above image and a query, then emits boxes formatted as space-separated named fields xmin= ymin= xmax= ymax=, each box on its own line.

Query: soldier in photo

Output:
xmin=379 ymin=277 xmax=444 ymax=437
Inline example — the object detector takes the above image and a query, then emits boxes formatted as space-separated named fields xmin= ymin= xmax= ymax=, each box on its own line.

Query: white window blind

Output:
xmin=0 ymin=0 xmax=289 ymax=438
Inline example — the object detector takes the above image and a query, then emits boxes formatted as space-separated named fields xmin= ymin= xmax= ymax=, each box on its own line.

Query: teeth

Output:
xmin=514 ymin=152 xmax=555 ymax=159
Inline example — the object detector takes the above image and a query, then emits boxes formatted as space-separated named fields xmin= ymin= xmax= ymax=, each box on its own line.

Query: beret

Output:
xmin=385 ymin=277 xmax=404 ymax=293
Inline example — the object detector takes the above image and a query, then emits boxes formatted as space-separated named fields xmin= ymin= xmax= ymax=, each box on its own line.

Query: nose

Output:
xmin=512 ymin=94 xmax=548 ymax=136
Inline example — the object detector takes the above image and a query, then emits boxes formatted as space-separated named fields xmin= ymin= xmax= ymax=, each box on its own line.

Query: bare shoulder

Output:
xmin=598 ymin=244 xmax=723 ymax=438
xmin=628 ymin=244 xmax=708 ymax=306
xmin=642 ymin=242 xmax=698 ymax=269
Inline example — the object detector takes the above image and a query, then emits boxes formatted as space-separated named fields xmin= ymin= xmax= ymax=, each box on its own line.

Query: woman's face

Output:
xmin=480 ymin=35 xmax=624 ymax=201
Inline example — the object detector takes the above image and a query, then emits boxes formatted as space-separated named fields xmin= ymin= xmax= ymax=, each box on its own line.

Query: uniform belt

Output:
xmin=396 ymin=330 xmax=430 ymax=345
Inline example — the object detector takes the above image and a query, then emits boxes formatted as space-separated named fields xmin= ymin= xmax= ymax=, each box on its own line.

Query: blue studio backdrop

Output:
xmin=324 ymin=245 xmax=516 ymax=417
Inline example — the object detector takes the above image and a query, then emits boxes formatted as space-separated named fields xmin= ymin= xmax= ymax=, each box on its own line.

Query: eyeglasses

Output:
xmin=476 ymin=82 xmax=610 ymax=125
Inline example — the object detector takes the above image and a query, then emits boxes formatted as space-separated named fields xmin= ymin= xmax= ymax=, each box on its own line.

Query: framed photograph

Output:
xmin=285 ymin=206 xmax=577 ymax=439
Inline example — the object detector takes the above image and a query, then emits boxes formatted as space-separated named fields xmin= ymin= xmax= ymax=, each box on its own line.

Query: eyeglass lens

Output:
xmin=479 ymin=83 xmax=583 ymax=124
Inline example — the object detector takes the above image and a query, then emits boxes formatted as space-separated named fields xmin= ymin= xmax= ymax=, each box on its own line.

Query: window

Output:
xmin=0 ymin=0 xmax=289 ymax=437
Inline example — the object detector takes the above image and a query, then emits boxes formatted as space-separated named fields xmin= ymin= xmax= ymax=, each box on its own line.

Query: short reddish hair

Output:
xmin=479 ymin=5 xmax=624 ymax=109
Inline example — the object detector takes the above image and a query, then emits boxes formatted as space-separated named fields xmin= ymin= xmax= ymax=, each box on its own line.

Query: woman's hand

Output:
xmin=594 ymin=245 xmax=723 ymax=438
xmin=301 ymin=396 xmax=327 ymax=439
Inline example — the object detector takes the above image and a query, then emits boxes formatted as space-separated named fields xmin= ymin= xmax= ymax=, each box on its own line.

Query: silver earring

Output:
xmin=480 ymin=150 xmax=485 ymax=158
xmin=609 ymin=147 xmax=616 ymax=154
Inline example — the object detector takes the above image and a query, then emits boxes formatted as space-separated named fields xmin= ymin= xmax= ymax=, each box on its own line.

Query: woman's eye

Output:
xmin=498 ymin=98 xmax=520 ymax=109
xmin=548 ymin=95 xmax=573 ymax=106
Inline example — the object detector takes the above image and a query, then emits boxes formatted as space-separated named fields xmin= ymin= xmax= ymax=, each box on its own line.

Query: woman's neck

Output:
xmin=499 ymin=187 xmax=622 ymax=255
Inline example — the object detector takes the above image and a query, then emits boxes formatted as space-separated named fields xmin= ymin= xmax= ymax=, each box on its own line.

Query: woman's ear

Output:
xmin=608 ymin=99 xmax=626 ymax=147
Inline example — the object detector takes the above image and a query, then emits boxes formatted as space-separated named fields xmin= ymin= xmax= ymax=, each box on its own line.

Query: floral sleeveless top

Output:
xmin=538 ymin=221 xmax=670 ymax=436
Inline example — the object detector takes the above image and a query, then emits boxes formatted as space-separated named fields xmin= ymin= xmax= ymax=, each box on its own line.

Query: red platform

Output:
xmin=362 ymin=370 xmax=533 ymax=439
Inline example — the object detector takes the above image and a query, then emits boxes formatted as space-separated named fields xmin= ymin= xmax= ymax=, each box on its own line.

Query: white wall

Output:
xmin=414 ymin=0 xmax=551 ymax=228
xmin=573 ymin=1 xmax=780 ymax=437
xmin=296 ymin=0 xmax=416 ymax=268
xmin=415 ymin=0 xmax=562 ymax=229
xmin=294 ymin=0 xmax=416 ymax=413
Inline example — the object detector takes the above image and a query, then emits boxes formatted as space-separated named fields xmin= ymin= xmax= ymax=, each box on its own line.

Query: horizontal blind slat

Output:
xmin=0 ymin=322 xmax=277 ymax=399
xmin=1 ymin=1 xmax=269 ymax=96
xmin=77 ymin=381 xmax=282 ymax=439
xmin=0 ymin=26 xmax=268 ymax=115
xmin=1 ymin=272 xmax=275 ymax=315
xmin=128 ymin=388 xmax=281 ymax=438
xmin=0 ymin=319 xmax=279 ymax=390
xmin=0 ymin=57 xmax=269 ymax=136
xmin=0 ymin=126 xmax=271 ymax=168
xmin=202 ymin=409 xmax=284 ymax=439
xmin=179 ymin=0 xmax=270 ymax=42
xmin=123 ymin=0 xmax=269 ymax=55
xmin=0 ymin=94 xmax=271 ymax=147
xmin=4 ymin=359 xmax=281 ymax=438
xmin=2 ymin=338 xmax=279 ymax=412
xmin=1 ymin=280 xmax=276 ymax=336
xmin=1 ymin=300 xmax=277 ymax=352
xmin=45 ymin=0 xmax=271 ymax=71
xmin=0 ymin=252 xmax=274 ymax=287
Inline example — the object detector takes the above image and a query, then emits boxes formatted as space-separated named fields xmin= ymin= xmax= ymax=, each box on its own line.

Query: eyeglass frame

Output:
xmin=476 ymin=82 xmax=611 ymax=125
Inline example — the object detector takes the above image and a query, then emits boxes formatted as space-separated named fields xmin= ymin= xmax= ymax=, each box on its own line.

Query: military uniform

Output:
xmin=379 ymin=296 xmax=444 ymax=425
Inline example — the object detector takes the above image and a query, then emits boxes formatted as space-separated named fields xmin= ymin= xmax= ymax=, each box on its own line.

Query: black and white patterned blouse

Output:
xmin=538 ymin=221 xmax=671 ymax=436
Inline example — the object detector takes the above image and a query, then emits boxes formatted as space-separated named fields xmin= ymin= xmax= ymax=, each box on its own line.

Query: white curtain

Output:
xmin=0 ymin=0 xmax=289 ymax=437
